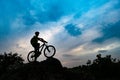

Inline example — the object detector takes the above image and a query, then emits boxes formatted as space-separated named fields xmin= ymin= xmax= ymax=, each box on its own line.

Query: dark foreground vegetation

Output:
xmin=0 ymin=52 xmax=120 ymax=80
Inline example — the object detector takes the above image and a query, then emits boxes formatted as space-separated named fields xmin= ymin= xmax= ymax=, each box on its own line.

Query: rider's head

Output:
xmin=35 ymin=31 xmax=39 ymax=36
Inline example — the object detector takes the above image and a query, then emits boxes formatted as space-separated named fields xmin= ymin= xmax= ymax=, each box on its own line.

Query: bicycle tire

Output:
xmin=44 ymin=45 xmax=56 ymax=58
xmin=27 ymin=51 xmax=36 ymax=62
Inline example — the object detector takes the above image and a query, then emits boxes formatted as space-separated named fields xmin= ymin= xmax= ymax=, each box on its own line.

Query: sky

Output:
xmin=0 ymin=0 xmax=120 ymax=67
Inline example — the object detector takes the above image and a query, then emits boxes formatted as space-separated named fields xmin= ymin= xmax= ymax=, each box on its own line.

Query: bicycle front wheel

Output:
xmin=44 ymin=45 xmax=56 ymax=58
xmin=27 ymin=51 xmax=36 ymax=62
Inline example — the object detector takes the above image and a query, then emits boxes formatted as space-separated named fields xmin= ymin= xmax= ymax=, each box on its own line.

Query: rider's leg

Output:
xmin=36 ymin=43 xmax=40 ymax=52
xmin=34 ymin=43 xmax=40 ymax=61
xmin=34 ymin=47 xmax=38 ymax=61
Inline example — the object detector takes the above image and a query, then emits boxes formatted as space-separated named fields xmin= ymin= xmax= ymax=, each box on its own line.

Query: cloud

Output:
xmin=25 ymin=0 xmax=64 ymax=24
xmin=61 ymin=37 xmax=120 ymax=67
xmin=98 ymin=50 xmax=108 ymax=54
xmin=25 ymin=0 xmax=112 ymax=25
xmin=64 ymin=24 xmax=82 ymax=36
xmin=93 ymin=21 xmax=120 ymax=43
xmin=62 ymin=54 xmax=74 ymax=58
xmin=71 ymin=0 xmax=120 ymax=29
xmin=0 ymin=0 xmax=32 ymax=40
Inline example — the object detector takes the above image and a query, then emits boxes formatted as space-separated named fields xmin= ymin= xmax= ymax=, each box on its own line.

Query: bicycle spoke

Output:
xmin=44 ymin=45 xmax=56 ymax=58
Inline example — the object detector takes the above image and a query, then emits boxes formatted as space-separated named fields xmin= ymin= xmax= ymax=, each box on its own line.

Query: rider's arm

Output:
xmin=38 ymin=38 xmax=46 ymax=42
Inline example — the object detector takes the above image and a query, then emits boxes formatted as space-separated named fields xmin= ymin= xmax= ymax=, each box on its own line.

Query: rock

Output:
xmin=0 ymin=57 xmax=64 ymax=80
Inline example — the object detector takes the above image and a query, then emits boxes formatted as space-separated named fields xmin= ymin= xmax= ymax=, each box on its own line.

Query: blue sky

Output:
xmin=0 ymin=0 xmax=120 ymax=67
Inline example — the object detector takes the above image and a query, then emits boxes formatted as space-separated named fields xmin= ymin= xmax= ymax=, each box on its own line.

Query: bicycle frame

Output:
xmin=39 ymin=42 xmax=47 ymax=53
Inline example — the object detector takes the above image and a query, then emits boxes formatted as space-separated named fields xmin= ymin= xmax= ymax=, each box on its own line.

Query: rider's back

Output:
xmin=30 ymin=36 xmax=38 ymax=45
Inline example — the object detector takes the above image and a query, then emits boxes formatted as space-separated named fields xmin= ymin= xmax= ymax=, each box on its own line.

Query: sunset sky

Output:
xmin=0 ymin=0 xmax=120 ymax=67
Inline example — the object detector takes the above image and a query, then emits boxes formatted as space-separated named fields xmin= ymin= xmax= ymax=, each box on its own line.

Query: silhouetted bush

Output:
xmin=84 ymin=54 xmax=120 ymax=79
xmin=0 ymin=52 xmax=24 ymax=76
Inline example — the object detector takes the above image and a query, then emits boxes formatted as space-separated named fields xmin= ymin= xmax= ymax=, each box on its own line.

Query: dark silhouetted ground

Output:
xmin=0 ymin=57 xmax=84 ymax=80
xmin=0 ymin=53 xmax=120 ymax=80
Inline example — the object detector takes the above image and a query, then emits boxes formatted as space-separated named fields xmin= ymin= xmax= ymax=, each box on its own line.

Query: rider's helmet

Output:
xmin=35 ymin=31 xmax=39 ymax=36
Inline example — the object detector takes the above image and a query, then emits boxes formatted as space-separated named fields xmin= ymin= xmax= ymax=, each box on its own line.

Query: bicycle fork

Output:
xmin=46 ymin=46 xmax=50 ymax=52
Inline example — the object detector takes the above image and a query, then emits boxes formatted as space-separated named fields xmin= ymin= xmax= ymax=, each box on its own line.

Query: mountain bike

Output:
xmin=27 ymin=41 xmax=56 ymax=62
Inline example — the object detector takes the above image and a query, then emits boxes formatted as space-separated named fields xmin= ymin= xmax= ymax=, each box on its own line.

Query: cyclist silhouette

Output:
xmin=28 ymin=31 xmax=56 ymax=62
xmin=30 ymin=31 xmax=46 ymax=61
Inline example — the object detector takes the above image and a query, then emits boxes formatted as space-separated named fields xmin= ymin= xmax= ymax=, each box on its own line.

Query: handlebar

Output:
xmin=43 ymin=40 xmax=48 ymax=43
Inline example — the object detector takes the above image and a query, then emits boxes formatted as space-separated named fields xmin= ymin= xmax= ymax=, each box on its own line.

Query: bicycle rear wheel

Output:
xmin=27 ymin=51 xmax=36 ymax=62
xmin=44 ymin=45 xmax=56 ymax=58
